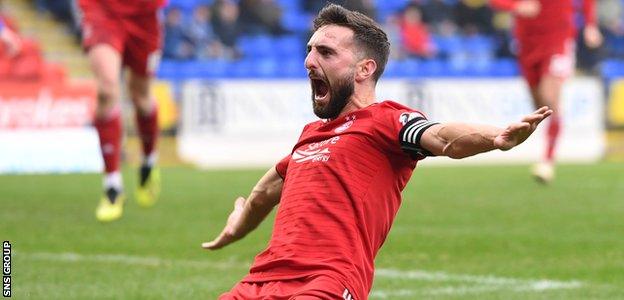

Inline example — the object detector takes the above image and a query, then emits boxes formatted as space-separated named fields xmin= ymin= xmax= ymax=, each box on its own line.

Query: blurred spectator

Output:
xmin=454 ymin=0 xmax=495 ymax=35
xmin=238 ymin=0 xmax=289 ymax=35
xmin=35 ymin=0 xmax=74 ymax=24
xmin=597 ymin=0 xmax=624 ymax=58
xmin=163 ymin=7 xmax=195 ymax=60
xmin=0 ymin=14 xmax=55 ymax=81
xmin=187 ymin=4 xmax=224 ymax=59
xmin=491 ymin=10 xmax=514 ymax=58
xmin=416 ymin=0 xmax=456 ymax=36
xmin=0 ymin=16 xmax=21 ymax=57
xmin=212 ymin=0 xmax=242 ymax=59
xmin=398 ymin=5 xmax=436 ymax=59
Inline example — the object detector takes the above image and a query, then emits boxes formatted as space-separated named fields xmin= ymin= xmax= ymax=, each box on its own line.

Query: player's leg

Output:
xmin=89 ymin=44 xmax=126 ymax=221
xmin=529 ymin=75 xmax=563 ymax=183
xmin=123 ymin=12 xmax=163 ymax=207
xmin=128 ymin=71 xmax=161 ymax=207
xmin=80 ymin=1 xmax=127 ymax=221
xmin=530 ymin=40 xmax=574 ymax=183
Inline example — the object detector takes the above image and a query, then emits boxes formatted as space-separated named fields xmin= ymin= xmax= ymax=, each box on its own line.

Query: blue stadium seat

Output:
xmin=383 ymin=60 xmax=401 ymax=78
xmin=277 ymin=58 xmax=307 ymax=78
xmin=275 ymin=35 xmax=304 ymax=58
xmin=227 ymin=59 xmax=254 ymax=78
xmin=374 ymin=0 xmax=409 ymax=12
xmin=433 ymin=35 xmax=463 ymax=58
xmin=420 ymin=59 xmax=445 ymax=77
xmin=601 ymin=59 xmax=624 ymax=81
xmin=254 ymin=58 xmax=280 ymax=78
xmin=283 ymin=12 xmax=312 ymax=32
xmin=195 ymin=60 xmax=228 ymax=78
xmin=491 ymin=58 xmax=520 ymax=77
xmin=167 ymin=0 xmax=207 ymax=11
xmin=239 ymin=35 xmax=275 ymax=59
xmin=157 ymin=60 xmax=178 ymax=79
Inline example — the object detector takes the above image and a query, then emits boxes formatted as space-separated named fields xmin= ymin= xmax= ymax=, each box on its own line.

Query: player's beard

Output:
xmin=312 ymin=72 xmax=354 ymax=120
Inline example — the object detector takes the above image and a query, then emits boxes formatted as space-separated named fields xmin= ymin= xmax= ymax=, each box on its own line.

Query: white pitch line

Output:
xmin=20 ymin=251 xmax=249 ymax=270
xmin=20 ymin=251 xmax=584 ymax=296
xmin=375 ymin=268 xmax=583 ymax=288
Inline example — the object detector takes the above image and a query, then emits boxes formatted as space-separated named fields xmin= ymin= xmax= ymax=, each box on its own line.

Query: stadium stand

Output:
xmin=156 ymin=0 xmax=624 ymax=81
xmin=17 ymin=0 xmax=624 ymax=82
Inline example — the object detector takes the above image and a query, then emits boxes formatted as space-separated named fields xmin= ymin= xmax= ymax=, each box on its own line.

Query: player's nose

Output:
xmin=304 ymin=51 xmax=318 ymax=71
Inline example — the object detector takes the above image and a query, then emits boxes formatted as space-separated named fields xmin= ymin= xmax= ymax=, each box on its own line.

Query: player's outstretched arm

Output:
xmin=420 ymin=106 xmax=552 ymax=159
xmin=202 ymin=166 xmax=283 ymax=250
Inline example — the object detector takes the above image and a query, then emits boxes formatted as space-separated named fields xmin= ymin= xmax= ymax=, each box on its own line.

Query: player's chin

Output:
xmin=312 ymin=97 xmax=333 ymax=118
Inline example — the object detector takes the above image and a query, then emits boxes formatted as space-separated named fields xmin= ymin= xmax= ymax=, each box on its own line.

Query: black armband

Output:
xmin=399 ymin=117 xmax=439 ymax=158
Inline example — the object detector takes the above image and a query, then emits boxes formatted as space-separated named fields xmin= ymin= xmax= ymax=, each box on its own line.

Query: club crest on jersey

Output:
xmin=335 ymin=120 xmax=354 ymax=133
xmin=399 ymin=112 xmax=423 ymax=125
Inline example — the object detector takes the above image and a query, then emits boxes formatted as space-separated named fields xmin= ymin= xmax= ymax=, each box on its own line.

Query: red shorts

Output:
xmin=79 ymin=2 xmax=162 ymax=76
xmin=219 ymin=275 xmax=356 ymax=300
xmin=517 ymin=35 xmax=576 ymax=88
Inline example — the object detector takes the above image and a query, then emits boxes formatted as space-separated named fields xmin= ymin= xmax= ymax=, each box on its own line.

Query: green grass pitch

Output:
xmin=1 ymin=163 xmax=623 ymax=299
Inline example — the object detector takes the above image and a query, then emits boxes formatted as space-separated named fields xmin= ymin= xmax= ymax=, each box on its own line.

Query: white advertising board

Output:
xmin=0 ymin=128 xmax=103 ymax=173
xmin=179 ymin=78 xmax=604 ymax=168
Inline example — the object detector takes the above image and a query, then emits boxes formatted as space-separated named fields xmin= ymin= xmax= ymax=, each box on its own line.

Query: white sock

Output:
xmin=143 ymin=152 xmax=158 ymax=168
xmin=104 ymin=171 xmax=123 ymax=191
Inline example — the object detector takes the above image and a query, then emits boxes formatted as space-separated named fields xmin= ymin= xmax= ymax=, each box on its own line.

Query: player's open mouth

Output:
xmin=311 ymin=78 xmax=329 ymax=103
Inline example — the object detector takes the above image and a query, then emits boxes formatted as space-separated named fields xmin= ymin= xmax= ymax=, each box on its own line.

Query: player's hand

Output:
xmin=494 ymin=106 xmax=552 ymax=151
xmin=201 ymin=197 xmax=246 ymax=250
xmin=583 ymin=25 xmax=603 ymax=49
xmin=0 ymin=27 xmax=22 ymax=58
xmin=514 ymin=0 xmax=540 ymax=18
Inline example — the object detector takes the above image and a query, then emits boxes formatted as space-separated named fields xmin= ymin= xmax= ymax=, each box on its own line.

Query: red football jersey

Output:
xmin=490 ymin=0 xmax=596 ymax=38
xmin=78 ymin=0 xmax=165 ymax=15
xmin=243 ymin=101 xmax=435 ymax=299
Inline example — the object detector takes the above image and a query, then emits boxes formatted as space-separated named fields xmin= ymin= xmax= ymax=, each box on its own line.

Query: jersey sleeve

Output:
xmin=582 ymin=0 xmax=597 ymax=26
xmin=275 ymin=154 xmax=291 ymax=179
xmin=375 ymin=103 xmax=439 ymax=161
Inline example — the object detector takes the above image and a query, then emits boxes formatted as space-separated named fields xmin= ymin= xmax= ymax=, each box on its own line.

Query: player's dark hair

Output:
xmin=313 ymin=4 xmax=390 ymax=82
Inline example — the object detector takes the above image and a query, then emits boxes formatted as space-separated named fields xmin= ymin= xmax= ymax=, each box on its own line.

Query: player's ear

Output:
xmin=355 ymin=58 xmax=376 ymax=82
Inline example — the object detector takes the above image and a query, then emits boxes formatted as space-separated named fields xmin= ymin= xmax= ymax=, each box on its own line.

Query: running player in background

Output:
xmin=203 ymin=4 xmax=552 ymax=299
xmin=79 ymin=0 xmax=165 ymax=222
xmin=490 ymin=0 xmax=602 ymax=183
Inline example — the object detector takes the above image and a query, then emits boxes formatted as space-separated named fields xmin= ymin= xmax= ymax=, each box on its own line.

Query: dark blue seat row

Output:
xmin=157 ymin=57 xmax=522 ymax=79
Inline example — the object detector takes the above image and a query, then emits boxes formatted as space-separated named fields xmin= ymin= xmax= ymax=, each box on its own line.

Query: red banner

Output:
xmin=0 ymin=80 xmax=96 ymax=128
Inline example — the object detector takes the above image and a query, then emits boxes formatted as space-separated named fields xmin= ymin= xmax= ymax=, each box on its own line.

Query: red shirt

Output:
xmin=243 ymin=101 xmax=429 ymax=299
xmin=490 ymin=0 xmax=596 ymax=38
xmin=78 ymin=0 xmax=165 ymax=16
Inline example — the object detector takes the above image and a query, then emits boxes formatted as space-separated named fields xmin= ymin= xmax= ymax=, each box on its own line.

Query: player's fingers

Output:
xmin=202 ymin=236 xmax=227 ymax=250
xmin=522 ymin=113 xmax=544 ymax=124
xmin=201 ymin=240 xmax=220 ymax=250
xmin=535 ymin=106 xmax=549 ymax=113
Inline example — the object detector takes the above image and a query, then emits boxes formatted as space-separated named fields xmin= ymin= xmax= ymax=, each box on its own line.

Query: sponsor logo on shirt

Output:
xmin=292 ymin=148 xmax=331 ymax=163
xmin=293 ymin=136 xmax=340 ymax=163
